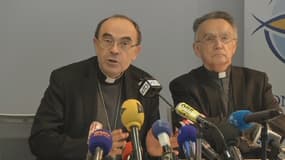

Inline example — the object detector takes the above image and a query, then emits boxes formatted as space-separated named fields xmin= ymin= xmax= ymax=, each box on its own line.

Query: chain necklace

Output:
xmin=97 ymin=81 xmax=122 ymax=131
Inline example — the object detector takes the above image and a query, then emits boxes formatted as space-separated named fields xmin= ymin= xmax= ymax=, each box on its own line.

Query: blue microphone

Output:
xmin=152 ymin=119 xmax=176 ymax=160
xmin=88 ymin=129 xmax=112 ymax=160
xmin=177 ymin=125 xmax=197 ymax=160
xmin=229 ymin=110 xmax=253 ymax=131
xmin=229 ymin=109 xmax=282 ymax=131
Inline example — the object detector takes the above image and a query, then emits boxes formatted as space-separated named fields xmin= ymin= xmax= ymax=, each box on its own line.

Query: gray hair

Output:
xmin=193 ymin=11 xmax=237 ymax=40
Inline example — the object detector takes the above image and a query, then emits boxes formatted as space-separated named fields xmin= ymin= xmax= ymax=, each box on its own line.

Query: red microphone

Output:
xmin=122 ymin=141 xmax=133 ymax=160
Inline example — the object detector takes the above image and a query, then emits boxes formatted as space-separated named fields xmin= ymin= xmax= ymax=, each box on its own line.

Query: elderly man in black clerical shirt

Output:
xmin=170 ymin=11 xmax=285 ymax=159
xmin=29 ymin=14 xmax=161 ymax=160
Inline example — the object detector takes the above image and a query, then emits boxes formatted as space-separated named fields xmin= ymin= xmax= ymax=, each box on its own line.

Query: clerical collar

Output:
xmin=97 ymin=69 xmax=123 ymax=84
xmin=203 ymin=66 xmax=231 ymax=79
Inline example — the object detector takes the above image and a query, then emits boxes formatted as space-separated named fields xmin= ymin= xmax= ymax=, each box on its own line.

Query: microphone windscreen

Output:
xmin=122 ymin=141 xmax=133 ymax=160
xmin=121 ymin=99 xmax=144 ymax=131
xmin=88 ymin=129 xmax=112 ymax=156
xmin=177 ymin=125 xmax=197 ymax=146
xmin=229 ymin=110 xmax=253 ymax=131
xmin=152 ymin=120 xmax=173 ymax=138
xmin=88 ymin=121 xmax=103 ymax=144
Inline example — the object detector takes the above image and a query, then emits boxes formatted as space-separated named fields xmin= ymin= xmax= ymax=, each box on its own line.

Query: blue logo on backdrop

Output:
xmin=251 ymin=0 xmax=285 ymax=63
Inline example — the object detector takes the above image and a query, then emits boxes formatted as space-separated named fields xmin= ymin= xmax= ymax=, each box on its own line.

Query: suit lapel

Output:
xmin=124 ymin=67 xmax=139 ymax=100
xmin=82 ymin=58 xmax=99 ymax=122
xmin=231 ymin=67 xmax=244 ymax=109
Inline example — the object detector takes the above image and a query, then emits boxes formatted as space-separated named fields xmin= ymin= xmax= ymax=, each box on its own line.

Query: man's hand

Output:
xmin=108 ymin=129 xmax=129 ymax=158
xmin=146 ymin=128 xmax=179 ymax=157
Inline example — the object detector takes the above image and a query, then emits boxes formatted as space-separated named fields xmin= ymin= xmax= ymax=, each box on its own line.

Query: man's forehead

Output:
xmin=99 ymin=18 xmax=137 ymax=39
xmin=197 ymin=22 xmax=235 ymax=37
xmin=201 ymin=31 xmax=233 ymax=36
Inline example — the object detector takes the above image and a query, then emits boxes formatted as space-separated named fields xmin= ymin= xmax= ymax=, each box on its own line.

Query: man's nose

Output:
xmin=110 ymin=42 xmax=120 ymax=54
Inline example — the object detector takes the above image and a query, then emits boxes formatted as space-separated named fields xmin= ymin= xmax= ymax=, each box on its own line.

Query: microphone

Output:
xmin=175 ymin=102 xmax=214 ymax=127
xmin=201 ymin=139 xmax=221 ymax=160
xmin=217 ymin=122 xmax=243 ymax=160
xmin=122 ymin=141 xmax=133 ymax=160
xmin=152 ymin=119 xmax=176 ymax=160
xmin=86 ymin=121 xmax=104 ymax=160
xmin=88 ymin=129 xmax=112 ymax=160
xmin=138 ymin=78 xmax=162 ymax=97
xmin=267 ymin=129 xmax=282 ymax=159
xmin=177 ymin=125 xmax=197 ymax=160
xmin=138 ymin=77 xmax=174 ymax=110
xmin=121 ymin=99 xmax=144 ymax=160
xmin=250 ymin=124 xmax=282 ymax=159
xmin=178 ymin=119 xmax=221 ymax=160
xmin=88 ymin=121 xmax=103 ymax=144
xmin=229 ymin=109 xmax=283 ymax=131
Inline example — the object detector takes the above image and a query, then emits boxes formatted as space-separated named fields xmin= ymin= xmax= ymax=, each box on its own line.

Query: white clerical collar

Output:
xmin=203 ymin=66 xmax=231 ymax=79
xmin=105 ymin=76 xmax=116 ymax=84
xmin=98 ymin=63 xmax=124 ymax=84
xmin=218 ymin=72 xmax=226 ymax=79
xmin=101 ymin=70 xmax=123 ymax=84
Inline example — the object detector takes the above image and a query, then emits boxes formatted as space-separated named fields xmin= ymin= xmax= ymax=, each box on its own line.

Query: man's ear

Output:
xmin=131 ymin=45 xmax=141 ymax=61
xmin=193 ymin=42 xmax=201 ymax=58
xmin=93 ymin=37 xmax=98 ymax=48
xmin=232 ymin=40 xmax=238 ymax=56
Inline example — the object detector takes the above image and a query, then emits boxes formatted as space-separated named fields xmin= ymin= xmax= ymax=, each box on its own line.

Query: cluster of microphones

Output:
xmin=86 ymin=99 xmax=145 ymax=160
xmin=86 ymin=78 xmax=284 ymax=160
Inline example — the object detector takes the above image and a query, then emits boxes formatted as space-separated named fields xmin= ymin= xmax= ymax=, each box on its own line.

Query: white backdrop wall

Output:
xmin=0 ymin=0 xmax=244 ymax=120
xmin=244 ymin=0 xmax=285 ymax=109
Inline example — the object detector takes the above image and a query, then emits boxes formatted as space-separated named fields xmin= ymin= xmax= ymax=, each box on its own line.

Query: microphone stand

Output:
xmin=207 ymin=123 xmax=233 ymax=160
xmin=161 ymin=145 xmax=176 ymax=160
xmin=93 ymin=147 xmax=103 ymax=160
xmin=260 ymin=122 xmax=269 ymax=160
xmin=130 ymin=126 xmax=143 ymax=160
xmin=159 ymin=94 xmax=175 ymax=111
xmin=195 ymin=127 xmax=202 ymax=160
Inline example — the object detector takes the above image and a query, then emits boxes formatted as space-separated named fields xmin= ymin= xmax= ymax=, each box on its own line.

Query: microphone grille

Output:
xmin=121 ymin=99 xmax=144 ymax=131
xmin=177 ymin=125 xmax=197 ymax=145
xmin=152 ymin=119 xmax=173 ymax=138
xmin=88 ymin=129 xmax=112 ymax=156
xmin=229 ymin=110 xmax=253 ymax=131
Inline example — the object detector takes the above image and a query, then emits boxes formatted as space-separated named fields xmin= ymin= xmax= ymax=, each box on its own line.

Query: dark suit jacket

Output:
xmin=170 ymin=65 xmax=285 ymax=154
xmin=29 ymin=56 xmax=160 ymax=160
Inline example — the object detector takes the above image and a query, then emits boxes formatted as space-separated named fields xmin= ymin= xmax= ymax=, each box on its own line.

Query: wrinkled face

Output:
xmin=94 ymin=18 xmax=141 ymax=78
xmin=193 ymin=19 xmax=237 ymax=72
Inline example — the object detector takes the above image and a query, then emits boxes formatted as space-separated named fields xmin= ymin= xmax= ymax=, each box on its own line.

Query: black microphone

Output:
xmin=138 ymin=78 xmax=162 ymax=98
xmin=121 ymin=99 xmax=144 ymax=160
xmin=217 ymin=122 xmax=243 ymax=160
xmin=229 ymin=109 xmax=283 ymax=128
xmin=229 ymin=109 xmax=283 ymax=132
xmin=138 ymin=77 xmax=174 ymax=111
xmin=244 ymin=109 xmax=282 ymax=123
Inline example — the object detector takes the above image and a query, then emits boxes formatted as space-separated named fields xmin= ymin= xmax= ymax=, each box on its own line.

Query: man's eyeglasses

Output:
xmin=98 ymin=37 xmax=138 ymax=51
xmin=196 ymin=33 xmax=237 ymax=45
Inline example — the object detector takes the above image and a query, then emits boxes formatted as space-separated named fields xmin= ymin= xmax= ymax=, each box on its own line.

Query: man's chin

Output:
xmin=211 ymin=62 xmax=230 ymax=72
